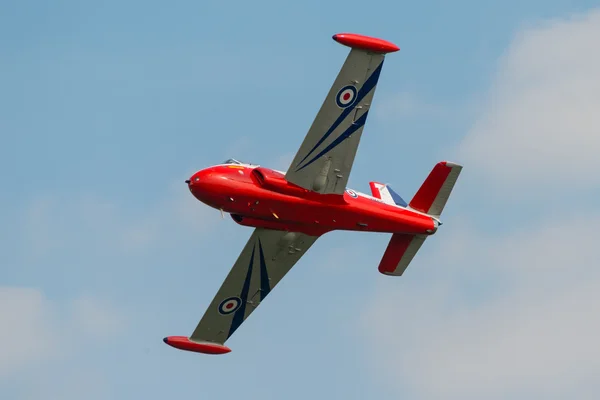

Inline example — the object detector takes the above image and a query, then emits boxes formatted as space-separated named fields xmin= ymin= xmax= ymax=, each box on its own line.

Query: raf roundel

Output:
xmin=336 ymin=85 xmax=357 ymax=108
xmin=218 ymin=296 xmax=242 ymax=315
xmin=346 ymin=189 xmax=358 ymax=198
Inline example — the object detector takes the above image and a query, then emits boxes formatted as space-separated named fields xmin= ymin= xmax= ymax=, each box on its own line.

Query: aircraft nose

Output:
xmin=187 ymin=174 xmax=202 ymax=187
xmin=187 ymin=170 xmax=213 ymax=191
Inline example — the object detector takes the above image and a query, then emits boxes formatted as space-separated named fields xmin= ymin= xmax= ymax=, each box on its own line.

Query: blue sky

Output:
xmin=2 ymin=1 xmax=600 ymax=399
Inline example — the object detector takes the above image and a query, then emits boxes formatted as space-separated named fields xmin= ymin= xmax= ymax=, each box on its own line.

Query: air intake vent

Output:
xmin=252 ymin=169 xmax=265 ymax=185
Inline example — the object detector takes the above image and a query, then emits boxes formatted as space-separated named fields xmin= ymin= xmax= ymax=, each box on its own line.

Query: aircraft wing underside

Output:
xmin=284 ymin=49 xmax=386 ymax=195
xmin=189 ymin=228 xmax=319 ymax=345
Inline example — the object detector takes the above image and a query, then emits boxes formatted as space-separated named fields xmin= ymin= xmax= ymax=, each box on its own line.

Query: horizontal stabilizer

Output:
xmin=378 ymin=233 xmax=427 ymax=276
xmin=409 ymin=161 xmax=462 ymax=217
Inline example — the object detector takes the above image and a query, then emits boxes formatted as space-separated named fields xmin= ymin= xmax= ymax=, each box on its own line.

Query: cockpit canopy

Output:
xmin=222 ymin=158 xmax=257 ymax=166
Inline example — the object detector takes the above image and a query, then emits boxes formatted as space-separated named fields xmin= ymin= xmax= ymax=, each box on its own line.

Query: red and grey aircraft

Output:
xmin=164 ymin=33 xmax=462 ymax=355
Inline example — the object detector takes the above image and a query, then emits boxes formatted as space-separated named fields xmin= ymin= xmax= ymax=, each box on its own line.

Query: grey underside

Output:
xmin=284 ymin=49 xmax=385 ymax=195
xmin=191 ymin=228 xmax=318 ymax=344
xmin=189 ymin=48 xmax=388 ymax=344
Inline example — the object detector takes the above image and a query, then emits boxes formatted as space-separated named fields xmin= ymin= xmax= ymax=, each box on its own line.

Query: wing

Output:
xmin=284 ymin=33 xmax=399 ymax=195
xmin=164 ymin=228 xmax=319 ymax=354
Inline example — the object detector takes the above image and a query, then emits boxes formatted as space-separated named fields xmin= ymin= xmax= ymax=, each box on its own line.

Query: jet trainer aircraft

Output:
xmin=164 ymin=33 xmax=462 ymax=355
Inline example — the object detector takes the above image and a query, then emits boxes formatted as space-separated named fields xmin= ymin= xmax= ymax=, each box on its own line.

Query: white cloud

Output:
xmin=374 ymin=92 xmax=445 ymax=121
xmin=361 ymin=8 xmax=600 ymax=399
xmin=20 ymin=182 xmax=216 ymax=258
xmin=22 ymin=368 xmax=111 ymax=400
xmin=0 ymin=287 xmax=125 ymax=379
xmin=361 ymin=214 xmax=600 ymax=399
xmin=71 ymin=296 xmax=125 ymax=339
xmin=21 ymin=194 xmax=141 ymax=257
xmin=0 ymin=288 xmax=58 ymax=377
xmin=459 ymin=9 xmax=600 ymax=190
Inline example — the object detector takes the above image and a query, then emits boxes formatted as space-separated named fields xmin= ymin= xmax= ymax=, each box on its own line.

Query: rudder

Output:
xmin=409 ymin=161 xmax=462 ymax=217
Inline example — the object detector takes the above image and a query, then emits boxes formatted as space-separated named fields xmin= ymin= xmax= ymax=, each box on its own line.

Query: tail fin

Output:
xmin=378 ymin=233 xmax=427 ymax=276
xmin=377 ymin=162 xmax=462 ymax=276
xmin=409 ymin=161 xmax=462 ymax=217
xmin=369 ymin=182 xmax=408 ymax=207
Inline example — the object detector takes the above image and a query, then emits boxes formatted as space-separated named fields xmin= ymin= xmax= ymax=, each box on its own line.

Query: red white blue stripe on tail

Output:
xmin=369 ymin=182 xmax=408 ymax=207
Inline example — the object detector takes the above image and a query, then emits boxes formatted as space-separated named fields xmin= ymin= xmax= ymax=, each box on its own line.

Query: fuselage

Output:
xmin=187 ymin=161 xmax=438 ymax=237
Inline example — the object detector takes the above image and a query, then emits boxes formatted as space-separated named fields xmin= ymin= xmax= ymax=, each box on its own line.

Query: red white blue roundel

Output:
xmin=336 ymin=85 xmax=357 ymax=108
xmin=346 ymin=189 xmax=358 ymax=198
xmin=218 ymin=296 xmax=242 ymax=315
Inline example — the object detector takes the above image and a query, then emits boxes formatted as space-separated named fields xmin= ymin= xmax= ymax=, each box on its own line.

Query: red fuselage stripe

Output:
xmin=187 ymin=165 xmax=435 ymax=235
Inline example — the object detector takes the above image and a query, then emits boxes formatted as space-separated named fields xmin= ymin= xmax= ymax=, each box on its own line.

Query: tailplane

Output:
xmin=409 ymin=161 xmax=462 ymax=218
xmin=378 ymin=233 xmax=427 ymax=276
xmin=377 ymin=161 xmax=462 ymax=276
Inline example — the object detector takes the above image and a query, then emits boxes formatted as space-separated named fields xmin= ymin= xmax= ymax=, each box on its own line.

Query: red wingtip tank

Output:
xmin=163 ymin=336 xmax=231 ymax=355
xmin=332 ymin=33 xmax=400 ymax=53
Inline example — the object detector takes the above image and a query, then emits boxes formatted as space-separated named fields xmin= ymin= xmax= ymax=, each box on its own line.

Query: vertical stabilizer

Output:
xmin=409 ymin=161 xmax=462 ymax=217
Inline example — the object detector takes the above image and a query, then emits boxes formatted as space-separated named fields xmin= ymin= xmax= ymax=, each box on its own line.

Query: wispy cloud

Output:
xmin=374 ymin=92 xmax=448 ymax=121
xmin=71 ymin=296 xmax=126 ymax=339
xmin=0 ymin=287 xmax=58 ymax=377
xmin=359 ymin=8 xmax=600 ymax=399
xmin=360 ymin=213 xmax=600 ymax=399
xmin=459 ymin=9 xmax=600 ymax=191
xmin=0 ymin=287 xmax=126 ymax=378
xmin=19 ymin=182 xmax=216 ymax=260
